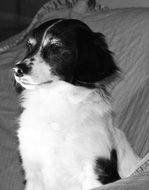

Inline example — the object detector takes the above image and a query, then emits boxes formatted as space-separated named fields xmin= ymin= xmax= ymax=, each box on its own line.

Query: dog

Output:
xmin=13 ymin=18 xmax=140 ymax=190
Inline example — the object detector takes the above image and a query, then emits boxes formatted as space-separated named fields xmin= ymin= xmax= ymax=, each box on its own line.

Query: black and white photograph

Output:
xmin=0 ymin=1 xmax=149 ymax=190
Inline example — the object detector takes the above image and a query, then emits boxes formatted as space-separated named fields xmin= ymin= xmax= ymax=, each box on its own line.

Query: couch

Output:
xmin=0 ymin=0 xmax=149 ymax=189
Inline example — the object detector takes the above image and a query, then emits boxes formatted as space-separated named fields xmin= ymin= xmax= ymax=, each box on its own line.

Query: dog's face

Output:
xmin=13 ymin=19 xmax=118 ymax=90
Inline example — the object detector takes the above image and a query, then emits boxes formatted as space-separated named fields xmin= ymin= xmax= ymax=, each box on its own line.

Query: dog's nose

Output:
xmin=14 ymin=62 xmax=30 ymax=77
xmin=14 ymin=65 xmax=24 ymax=77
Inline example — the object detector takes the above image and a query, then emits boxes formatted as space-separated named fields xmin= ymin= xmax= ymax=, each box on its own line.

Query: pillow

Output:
xmin=85 ymin=8 xmax=149 ymax=156
xmin=0 ymin=45 xmax=25 ymax=190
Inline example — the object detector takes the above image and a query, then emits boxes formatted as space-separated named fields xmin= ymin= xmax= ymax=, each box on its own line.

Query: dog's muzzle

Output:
xmin=13 ymin=62 xmax=30 ymax=77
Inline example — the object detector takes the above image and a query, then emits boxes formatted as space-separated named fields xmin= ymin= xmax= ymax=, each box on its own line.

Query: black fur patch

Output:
xmin=95 ymin=149 xmax=120 ymax=184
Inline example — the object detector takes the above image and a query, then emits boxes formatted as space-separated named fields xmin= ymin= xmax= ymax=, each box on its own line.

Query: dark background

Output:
xmin=0 ymin=0 xmax=49 ymax=42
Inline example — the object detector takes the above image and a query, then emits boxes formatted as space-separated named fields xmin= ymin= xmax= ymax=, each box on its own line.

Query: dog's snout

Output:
xmin=14 ymin=62 xmax=31 ymax=77
xmin=14 ymin=65 xmax=24 ymax=77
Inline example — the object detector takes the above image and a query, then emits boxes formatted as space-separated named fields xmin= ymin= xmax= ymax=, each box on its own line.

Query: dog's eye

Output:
xmin=50 ymin=43 xmax=61 ymax=49
xmin=47 ymin=43 xmax=62 ymax=53
xmin=42 ymin=42 xmax=63 ymax=59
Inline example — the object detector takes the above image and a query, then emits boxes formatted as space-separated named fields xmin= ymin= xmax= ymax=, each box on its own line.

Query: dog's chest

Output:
xmin=18 ymin=85 xmax=113 ymax=188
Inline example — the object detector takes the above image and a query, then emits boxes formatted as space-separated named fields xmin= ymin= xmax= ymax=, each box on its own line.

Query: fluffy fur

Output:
xmin=13 ymin=18 xmax=140 ymax=190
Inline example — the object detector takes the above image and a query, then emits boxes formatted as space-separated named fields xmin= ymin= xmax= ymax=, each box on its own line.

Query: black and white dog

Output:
xmin=13 ymin=19 xmax=140 ymax=190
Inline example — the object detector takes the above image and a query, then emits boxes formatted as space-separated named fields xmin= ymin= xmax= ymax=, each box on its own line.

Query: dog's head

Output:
xmin=13 ymin=18 xmax=119 ymax=90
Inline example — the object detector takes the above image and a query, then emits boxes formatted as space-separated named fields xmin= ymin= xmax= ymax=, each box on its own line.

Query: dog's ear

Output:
xmin=74 ymin=32 xmax=119 ymax=85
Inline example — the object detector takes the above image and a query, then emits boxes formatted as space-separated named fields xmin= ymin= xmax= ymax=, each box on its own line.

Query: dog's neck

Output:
xmin=20 ymin=81 xmax=111 ymax=118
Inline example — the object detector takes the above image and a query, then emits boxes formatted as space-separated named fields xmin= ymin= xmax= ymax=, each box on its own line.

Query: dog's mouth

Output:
xmin=14 ymin=75 xmax=53 ymax=89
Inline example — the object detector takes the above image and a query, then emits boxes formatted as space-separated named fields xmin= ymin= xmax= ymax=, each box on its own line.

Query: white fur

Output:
xmin=28 ymin=38 xmax=37 ymax=47
xmin=18 ymin=81 xmax=140 ymax=190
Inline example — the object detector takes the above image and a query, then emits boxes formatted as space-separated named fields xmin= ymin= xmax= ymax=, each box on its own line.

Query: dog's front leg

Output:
xmin=25 ymin=178 xmax=44 ymax=190
xmin=81 ymin=162 xmax=102 ymax=190
xmin=115 ymin=128 xmax=141 ymax=177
